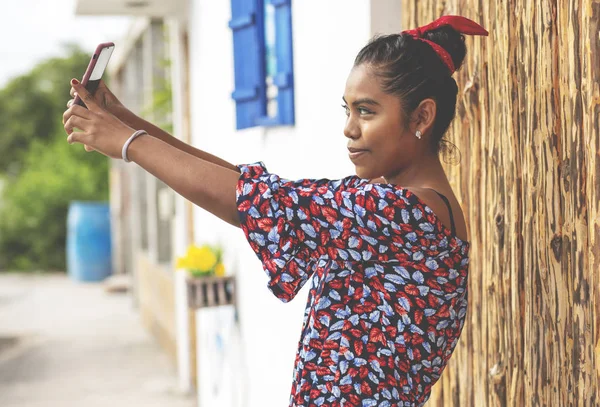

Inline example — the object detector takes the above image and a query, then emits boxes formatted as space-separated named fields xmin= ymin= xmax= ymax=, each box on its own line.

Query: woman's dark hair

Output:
xmin=354 ymin=25 xmax=466 ymax=161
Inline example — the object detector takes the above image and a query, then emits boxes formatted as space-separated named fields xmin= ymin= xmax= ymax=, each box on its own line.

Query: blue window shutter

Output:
xmin=229 ymin=0 xmax=266 ymax=129
xmin=272 ymin=0 xmax=295 ymax=125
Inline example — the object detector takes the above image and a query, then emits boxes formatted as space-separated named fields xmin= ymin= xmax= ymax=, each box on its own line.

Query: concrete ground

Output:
xmin=0 ymin=273 xmax=195 ymax=407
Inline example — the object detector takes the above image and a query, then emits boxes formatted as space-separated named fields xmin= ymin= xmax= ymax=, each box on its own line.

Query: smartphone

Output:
xmin=73 ymin=42 xmax=115 ymax=108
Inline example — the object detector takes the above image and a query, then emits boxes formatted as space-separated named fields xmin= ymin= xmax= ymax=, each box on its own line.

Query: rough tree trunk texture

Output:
xmin=401 ymin=0 xmax=599 ymax=405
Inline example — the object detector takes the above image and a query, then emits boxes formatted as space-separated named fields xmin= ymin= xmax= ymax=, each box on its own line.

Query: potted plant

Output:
xmin=177 ymin=244 xmax=234 ymax=309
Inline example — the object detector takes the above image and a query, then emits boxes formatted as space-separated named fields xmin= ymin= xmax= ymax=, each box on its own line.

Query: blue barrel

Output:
xmin=66 ymin=201 xmax=112 ymax=282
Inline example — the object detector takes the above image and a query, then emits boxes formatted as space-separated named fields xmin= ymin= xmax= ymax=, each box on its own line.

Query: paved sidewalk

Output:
xmin=0 ymin=273 xmax=195 ymax=407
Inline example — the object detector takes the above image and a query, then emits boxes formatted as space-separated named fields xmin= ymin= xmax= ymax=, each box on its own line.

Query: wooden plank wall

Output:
xmin=401 ymin=1 xmax=599 ymax=405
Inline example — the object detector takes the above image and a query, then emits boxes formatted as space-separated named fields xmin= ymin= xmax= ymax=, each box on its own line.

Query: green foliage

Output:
xmin=0 ymin=44 xmax=109 ymax=271
xmin=141 ymin=56 xmax=173 ymax=134
xmin=141 ymin=27 xmax=173 ymax=133
xmin=0 ymin=45 xmax=90 ymax=175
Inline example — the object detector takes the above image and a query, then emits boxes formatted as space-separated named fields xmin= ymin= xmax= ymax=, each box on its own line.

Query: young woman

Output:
xmin=63 ymin=15 xmax=487 ymax=407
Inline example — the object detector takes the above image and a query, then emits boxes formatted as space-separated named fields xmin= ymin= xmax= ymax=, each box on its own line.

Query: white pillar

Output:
xmin=167 ymin=14 xmax=194 ymax=394
xmin=175 ymin=270 xmax=192 ymax=394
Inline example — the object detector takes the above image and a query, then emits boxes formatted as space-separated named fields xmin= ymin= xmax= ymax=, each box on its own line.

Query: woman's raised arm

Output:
xmin=64 ymin=79 xmax=242 ymax=227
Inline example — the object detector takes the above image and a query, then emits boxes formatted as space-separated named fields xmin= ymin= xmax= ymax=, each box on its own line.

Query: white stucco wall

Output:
xmin=186 ymin=1 xmax=401 ymax=406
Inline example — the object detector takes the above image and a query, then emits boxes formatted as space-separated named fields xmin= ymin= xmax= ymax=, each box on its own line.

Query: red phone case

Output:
xmin=73 ymin=42 xmax=115 ymax=108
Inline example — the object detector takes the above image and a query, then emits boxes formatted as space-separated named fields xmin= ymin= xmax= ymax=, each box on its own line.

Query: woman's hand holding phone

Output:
xmin=67 ymin=80 xmax=124 ymax=115
xmin=67 ymin=80 xmax=128 ymax=152
xmin=64 ymin=79 xmax=137 ymax=159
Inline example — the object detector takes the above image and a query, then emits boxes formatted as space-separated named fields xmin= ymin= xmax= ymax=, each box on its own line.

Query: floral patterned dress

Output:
xmin=236 ymin=162 xmax=470 ymax=407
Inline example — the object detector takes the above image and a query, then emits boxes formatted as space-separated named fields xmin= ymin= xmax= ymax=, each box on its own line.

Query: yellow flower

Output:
xmin=188 ymin=245 xmax=217 ymax=272
xmin=215 ymin=262 xmax=225 ymax=277
xmin=176 ymin=256 xmax=190 ymax=269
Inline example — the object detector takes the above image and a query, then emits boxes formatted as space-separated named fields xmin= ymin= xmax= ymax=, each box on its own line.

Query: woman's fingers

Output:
xmin=63 ymin=104 xmax=92 ymax=125
xmin=64 ymin=115 xmax=89 ymax=137
xmin=71 ymin=80 xmax=101 ymax=112
xmin=70 ymin=87 xmax=76 ymax=98
xmin=67 ymin=99 xmax=73 ymax=108
xmin=84 ymin=144 xmax=95 ymax=152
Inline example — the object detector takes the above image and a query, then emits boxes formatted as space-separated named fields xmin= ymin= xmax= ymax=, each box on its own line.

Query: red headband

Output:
xmin=403 ymin=15 xmax=489 ymax=74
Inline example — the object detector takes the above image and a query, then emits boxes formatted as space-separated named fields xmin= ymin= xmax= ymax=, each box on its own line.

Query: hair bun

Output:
xmin=423 ymin=25 xmax=467 ymax=72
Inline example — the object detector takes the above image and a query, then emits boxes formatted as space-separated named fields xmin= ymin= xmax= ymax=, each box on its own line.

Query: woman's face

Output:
xmin=342 ymin=64 xmax=417 ymax=180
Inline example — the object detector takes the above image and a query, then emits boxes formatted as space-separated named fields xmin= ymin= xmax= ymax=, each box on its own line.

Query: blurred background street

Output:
xmin=0 ymin=273 xmax=194 ymax=407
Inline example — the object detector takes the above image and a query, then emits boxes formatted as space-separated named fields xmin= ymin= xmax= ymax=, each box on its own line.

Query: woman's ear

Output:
xmin=413 ymin=98 xmax=437 ymax=134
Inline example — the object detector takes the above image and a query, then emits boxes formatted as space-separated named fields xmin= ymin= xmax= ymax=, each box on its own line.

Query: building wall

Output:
xmin=402 ymin=1 xmax=600 ymax=406
xmin=137 ymin=252 xmax=178 ymax=362
xmin=186 ymin=1 xmax=402 ymax=406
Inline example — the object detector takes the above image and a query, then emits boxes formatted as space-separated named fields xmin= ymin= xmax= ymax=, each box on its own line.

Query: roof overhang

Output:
xmin=75 ymin=0 xmax=187 ymax=17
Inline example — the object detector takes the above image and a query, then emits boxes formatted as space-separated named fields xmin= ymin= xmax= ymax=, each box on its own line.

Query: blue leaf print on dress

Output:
xmin=398 ymin=297 xmax=411 ymax=312
xmin=348 ymin=236 xmax=360 ymax=248
xmin=285 ymin=207 xmax=295 ymax=220
xmin=353 ymin=357 xmax=367 ymax=366
xmin=281 ymin=273 xmax=295 ymax=283
xmin=305 ymin=240 xmax=317 ymax=250
xmin=419 ymin=222 xmax=435 ymax=232
xmin=362 ymin=235 xmax=378 ymax=245
xmin=426 ymin=258 xmax=439 ymax=270
xmin=369 ymin=310 xmax=380 ymax=323
xmin=249 ymin=232 xmax=265 ymax=246
xmin=412 ymin=251 xmax=425 ymax=261
xmin=405 ymin=232 xmax=418 ymax=242
xmin=354 ymin=204 xmax=367 ymax=218
xmin=330 ymin=228 xmax=341 ymax=239
xmin=242 ymin=183 xmax=254 ymax=196
xmin=340 ymin=208 xmax=354 ymax=218
xmin=315 ymin=297 xmax=332 ymax=311
xmin=412 ymin=270 xmax=424 ymax=284
xmin=383 ymin=283 xmax=397 ymax=292
xmin=301 ymin=223 xmax=317 ymax=238
xmin=268 ymin=227 xmax=280 ymax=243
xmin=306 ymin=349 xmax=317 ymax=361
xmin=370 ymin=359 xmax=384 ymax=376
xmin=394 ymin=266 xmax=411 ymax=279
xmin=343 ymin=196 xmax=353 ymax=210
xmin=436 ymin=320 xmax=450 ymax=330
xmin=365 ymin=267 xmax=377 ymax=278
xmin=418 ymin=285 xmax=430 ymax=296
xmin=340 ymin=374 xmax=353 ymax=386
xmin=249 ymin=206 xmax=261 ymax=218
xmin=337 ymin=249 xmax=349 ymax=260
xmin=412 ymin=207 xmax=423 ymax=220
xmin=401 ymin=209 xmax=410 ymax=224
xmin=367 ymin=220 xmax=378 ymax=231
xmin=385 ymin=274 xmax=405 ymax=285
xmin=330 ymin=321 xmax=345 ymax=331
xmin=348 ymin=249 xmax=362 ymax=261
xmin=313 ymin=195 xmax=325 ymax=205
xmin=297 ymin=208 xmax=308 ymax=220
xmin=423 ymin=342 xmax=432 ymax=353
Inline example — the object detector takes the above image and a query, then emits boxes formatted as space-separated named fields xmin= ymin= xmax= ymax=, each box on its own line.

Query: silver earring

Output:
xmin=415 ymin=130 xmax=422 ymax=139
